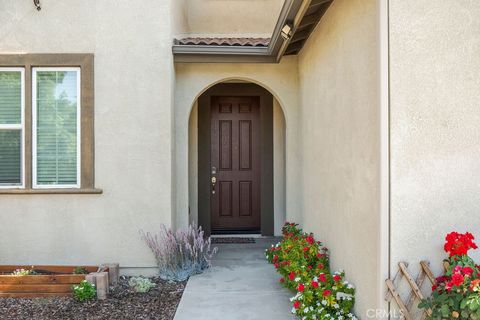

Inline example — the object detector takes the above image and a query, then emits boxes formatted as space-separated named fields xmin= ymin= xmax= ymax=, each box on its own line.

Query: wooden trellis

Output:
xmin=385 ymin=261 xmax=447 ymax=320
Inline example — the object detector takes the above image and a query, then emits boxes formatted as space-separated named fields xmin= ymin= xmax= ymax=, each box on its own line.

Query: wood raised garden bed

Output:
xmin=0 ymin=265 xmax=105 ymax=298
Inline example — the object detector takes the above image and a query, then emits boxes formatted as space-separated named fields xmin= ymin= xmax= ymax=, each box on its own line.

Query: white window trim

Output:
xmin=32 ymin=67 xmax=81 ymax=189
xmin=0 ymin=67 xmax=25 ymax=189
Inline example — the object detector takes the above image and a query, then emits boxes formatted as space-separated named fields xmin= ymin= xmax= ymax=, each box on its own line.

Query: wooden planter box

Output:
xmin=0 ymin=265 xmax=103 ymax=298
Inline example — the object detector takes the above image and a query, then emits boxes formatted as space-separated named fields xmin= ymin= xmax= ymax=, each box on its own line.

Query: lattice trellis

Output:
xmin=385 ymin=261 xmax=448 ymax=320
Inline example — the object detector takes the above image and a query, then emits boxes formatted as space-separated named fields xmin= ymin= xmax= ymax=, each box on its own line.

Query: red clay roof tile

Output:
xmin=176 ymin=37 xmax=270 ymax=47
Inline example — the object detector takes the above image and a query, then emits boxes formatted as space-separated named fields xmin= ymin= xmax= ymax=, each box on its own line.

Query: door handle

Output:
xmin=211 ymin=176 xmax=217 ymax=194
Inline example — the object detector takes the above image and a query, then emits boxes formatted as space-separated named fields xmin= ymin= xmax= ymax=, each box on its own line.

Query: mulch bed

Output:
xmin=0 ymin=276 xmax=186 ymax=320
xmin=211 ymin=237 xmax=256 ymax=244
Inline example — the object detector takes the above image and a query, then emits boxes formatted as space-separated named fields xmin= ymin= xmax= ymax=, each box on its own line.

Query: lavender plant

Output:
xmin=141 ymin=223 xmax=218 ymax=281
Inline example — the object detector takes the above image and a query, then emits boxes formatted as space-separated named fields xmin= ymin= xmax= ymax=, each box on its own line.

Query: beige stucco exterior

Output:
xmin=2 ymin=0 xmax=480 ymax=317
xmin=297 ymin=0 xmax=383 ymax=317
xmin=389 ymin=0 xmax=480 ymax=285
xmin=0 ymin=0 xmax=176 ymax=272
xmin=179 ymin=0 xmax=283 ymax=37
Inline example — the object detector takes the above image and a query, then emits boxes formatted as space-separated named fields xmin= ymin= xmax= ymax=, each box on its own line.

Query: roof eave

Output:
xmin=173 ymin=0 xmax=304 ymax=64
xmin=173 ymin=45 xmax=275 ymax=63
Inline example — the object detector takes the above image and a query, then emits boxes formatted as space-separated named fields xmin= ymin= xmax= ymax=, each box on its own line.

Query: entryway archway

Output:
xmin=188 ymin=81 xmax=286 ymax=236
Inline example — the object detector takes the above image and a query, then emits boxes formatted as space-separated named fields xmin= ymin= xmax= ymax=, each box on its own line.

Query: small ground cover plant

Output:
xmin=72 ymin=280 xmax=96 ymax=302
xmin=11 ymin=266 xmax=37 ymax=276
xmin=419 ymin=231 xmax=480 ymax=319
xmin=266 ymin=222 xmax=357 ymax=320
xmin=73 ymin=266 xmax=89 ymax=275
xmin=129 ymin=276 xmax=156 ymax=293
xmin=141 ymin=223 xmax=218 ymax=281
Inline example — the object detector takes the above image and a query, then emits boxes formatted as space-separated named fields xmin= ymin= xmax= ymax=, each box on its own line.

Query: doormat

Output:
xmin=211 ymin=237 xmax=256 ymax=244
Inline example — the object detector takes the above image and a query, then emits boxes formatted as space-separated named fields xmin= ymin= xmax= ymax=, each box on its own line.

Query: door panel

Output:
xmin=211 ymin=96 xmax=261 ymax=232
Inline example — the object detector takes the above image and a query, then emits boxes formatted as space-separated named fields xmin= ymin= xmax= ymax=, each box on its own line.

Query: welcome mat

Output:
xmin=211 ymin=237 xmax=256 ymax=244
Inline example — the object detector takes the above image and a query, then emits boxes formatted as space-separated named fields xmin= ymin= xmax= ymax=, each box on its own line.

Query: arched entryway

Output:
xmin=188 ymin=81 xmax=286 ymax=236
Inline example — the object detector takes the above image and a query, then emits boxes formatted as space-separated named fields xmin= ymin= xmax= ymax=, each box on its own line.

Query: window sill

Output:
xmin=0 ymin=188 xmax=103 ymax=195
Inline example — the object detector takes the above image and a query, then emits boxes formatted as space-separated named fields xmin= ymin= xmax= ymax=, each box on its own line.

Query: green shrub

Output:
xmin=266 ymin=222 xmax=357 ymax=320
xmin=128 ymin=277 xmax=156 ymax=293
xmin=72 ymin=280 xmax=96 ymax=302
xmin=73 ymin=267 xmax=89 ymax=275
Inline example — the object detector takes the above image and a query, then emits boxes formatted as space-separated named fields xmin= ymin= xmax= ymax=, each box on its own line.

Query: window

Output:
xmin=33 ymin=68 xmax=81 ymax=188
xmin=0 ymin=68 xmax=24 ymax=188
xmin=0 ymin=54 xmax=98 ymax=193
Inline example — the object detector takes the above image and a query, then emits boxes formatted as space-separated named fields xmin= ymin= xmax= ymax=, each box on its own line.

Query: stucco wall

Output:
xmin=297 ymin=0 xmax=382 ymax=317
xmin=182 ymin=0 xmax=283 ymax=37
xmin=0 ymin=0 xmax=175 ymax=273
xmin=390 ymin=0 xmax=480 ymax=286
xmin=172 ymin=0 xmax=188 ymax=35
xmin=174 ymin=57 xmax=301 ymax=235
xmin=273 ymin=99 xmax=286 ymax=235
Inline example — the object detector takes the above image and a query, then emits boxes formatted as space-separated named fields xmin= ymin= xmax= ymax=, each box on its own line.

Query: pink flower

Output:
xmin=454 ymin=265 xmax=463 ymax=274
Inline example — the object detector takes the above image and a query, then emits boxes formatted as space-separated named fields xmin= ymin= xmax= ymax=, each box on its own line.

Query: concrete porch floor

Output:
xmin=173 ymin=237 xmax=295 ymax=320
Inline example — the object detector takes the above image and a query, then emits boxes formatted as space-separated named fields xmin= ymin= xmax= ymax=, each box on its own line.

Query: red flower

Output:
xmin=306 ymin=235 xmax=315 ymax=245
xmin=303 ymin=247 xmax=310 ymax=252
xmin=311 ymin=280 xmax=319 ymax=288
xmin=322 ymin=290 xmax=331 ymax=297
xmin=319 ymin=273 xmax=326 ymax=282
xmin=279 ymin=277 xmax=285 ymax=283
xmin=333 ymin=275 xmax=341 ymax=282
xmin=293 ymin=301 xmax=301 ymax=309
xmin=274 ymin=263 xmax=279 ymax=269
xmin=431 ymin=284 xmax=438 ymax=291
xmin=317 ymin=263 xmax=324 ymax=270
xmin=307 ymin=265 xmax=313 ymax=270
xmin=444 ymin=231 xmax=478 ymax=257
xmin=273 ymin=255 xmax=278 ymax=263
xmin=463 ymin=267 xmax=474 ymax=276
xmin=297 ymin=283 xmax=305 ymax=292
xmin=450 ymin=273 xmax=464 ymax=287
xmin=289 ymin=272 xmax=295 ymax=281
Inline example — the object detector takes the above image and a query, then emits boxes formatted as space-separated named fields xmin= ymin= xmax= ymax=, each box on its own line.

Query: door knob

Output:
xmin=211 ymin=176 xmax=217 ymax=194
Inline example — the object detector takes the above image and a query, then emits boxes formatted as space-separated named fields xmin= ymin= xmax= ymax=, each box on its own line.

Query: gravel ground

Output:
xmin=0 ymin=276 xmax=186 ymax=320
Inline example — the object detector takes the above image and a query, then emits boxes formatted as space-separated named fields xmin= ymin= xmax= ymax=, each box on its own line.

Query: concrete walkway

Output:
xmin=174 ymin=237 xmax=295 ymax=320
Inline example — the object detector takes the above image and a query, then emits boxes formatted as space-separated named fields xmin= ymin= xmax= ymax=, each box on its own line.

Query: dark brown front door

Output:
xmin=210 ymin=96 xmax=261 ymax=232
